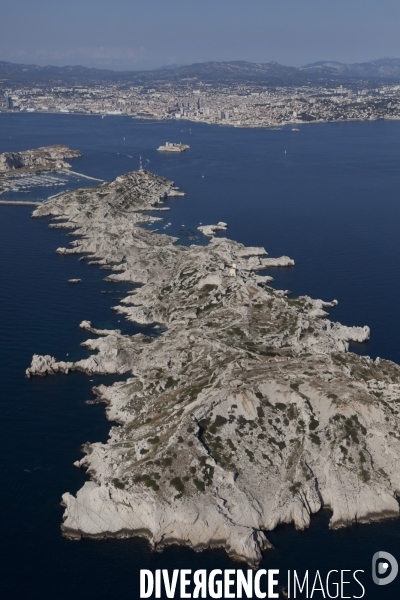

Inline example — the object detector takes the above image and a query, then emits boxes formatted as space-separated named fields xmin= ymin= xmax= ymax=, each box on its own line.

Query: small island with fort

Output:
xmin=157 ymin=142 xmax=190 ymax=153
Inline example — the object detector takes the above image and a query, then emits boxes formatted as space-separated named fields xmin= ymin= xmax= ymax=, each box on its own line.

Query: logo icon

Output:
xmin=372 ymin=551 xmax=398 ymax=585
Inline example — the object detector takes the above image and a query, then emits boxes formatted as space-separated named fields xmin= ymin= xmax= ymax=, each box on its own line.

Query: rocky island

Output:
xmin=0 ymin=144 xmax=82 ymax=194
xmin=26 ymin=169 xmax=400 ymax=566
xmin=157 ymin=142 xmax=190 ymax=152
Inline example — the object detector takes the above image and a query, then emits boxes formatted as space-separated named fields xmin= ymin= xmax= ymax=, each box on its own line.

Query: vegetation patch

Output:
xmin=227 ymin=439 xmax=236 ymax=451
xmin=245 ymin=449 xmax=255 ymax=462
xmin=227 ymin=327 xmax=246 ymax=338
xmin=310 ymin=433 xmax=321 ymax=445
xmin=170 ymin=477 xmax=185 ymax=493
xmin=360 ymin=469 xmax=370 ymax=483
xmin=257 ymin=406 xmax=265 ymax=419
xmin=112 ymin=478 xmax=125 ymax=490
xmin=209 ymin=415 xmax=228 ymax=434
xmin=201 ymin=284 xmax=217 ymax=293
xmin=289 ymin=481 xmax=302 ymax=494
xmin=165 ymin=377 xmax=177 ymax=389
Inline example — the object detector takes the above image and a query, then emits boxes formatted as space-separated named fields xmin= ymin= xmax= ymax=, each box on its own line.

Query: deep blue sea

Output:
xmin=1 ymin=113 xmax=400 ymax=599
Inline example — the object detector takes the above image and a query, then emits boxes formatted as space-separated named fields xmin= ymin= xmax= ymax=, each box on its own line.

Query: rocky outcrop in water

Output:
xmin=0 ymin=145 xmax=82 ymax=174
xmin=27 ymin=168 xmax=400 ymax=566
xmin=198 ymin=222 xmax=228 ymax=237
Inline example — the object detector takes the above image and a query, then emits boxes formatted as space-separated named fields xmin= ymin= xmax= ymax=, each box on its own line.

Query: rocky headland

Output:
xmin=26 ymin=168 xmax=400 ymax=566
xmin=0 ymin=144 xmax=82 ymax=194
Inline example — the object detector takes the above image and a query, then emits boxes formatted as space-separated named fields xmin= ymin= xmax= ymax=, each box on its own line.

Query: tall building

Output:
xmin=5 ymin=95 xmax=13 ymax=109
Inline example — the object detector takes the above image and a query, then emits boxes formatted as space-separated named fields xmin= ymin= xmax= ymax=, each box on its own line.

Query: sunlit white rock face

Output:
xmin=0 ymin=144 xmax=82 ymax=174
xmin=27 ymin=168 xmax=400 ymax=566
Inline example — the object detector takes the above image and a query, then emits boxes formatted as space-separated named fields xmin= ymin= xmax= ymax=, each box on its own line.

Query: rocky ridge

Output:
xmin=26 ymin=169 xmax=400 ymax=566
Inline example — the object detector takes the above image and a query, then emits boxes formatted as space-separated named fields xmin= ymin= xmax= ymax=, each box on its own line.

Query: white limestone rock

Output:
xmin=26 ymin=168 xmax=400 ymax=566
xmin=198 ymin=222 xmax=228 ymax=237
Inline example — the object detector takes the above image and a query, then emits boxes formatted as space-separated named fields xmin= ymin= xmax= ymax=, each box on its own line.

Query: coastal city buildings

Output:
xmin=2 ymin=80 xmax=400 ymax=128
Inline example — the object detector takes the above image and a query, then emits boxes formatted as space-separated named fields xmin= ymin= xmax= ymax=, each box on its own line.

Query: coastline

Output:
xmin=2 ymin=108 xmax=400 ymax=131
xmin=24 ymin=165 xmax=400 ymax=566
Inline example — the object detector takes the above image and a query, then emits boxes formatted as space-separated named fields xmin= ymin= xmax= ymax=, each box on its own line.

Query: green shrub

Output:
xmin=147 ymin=436 xmax=160 ymax=444
xmin=360 ymin=469 xmax=370 ymax=483
xmin=289 ymin=481 xmax=302 ymax=494
xmin=112 ymin=478 xmax=125 ymax=490
xmin=245 ymin=449 xmax=255 ymax=462
xmin=227 ymin=439 xmax=236 ymax=451
xmin=310 ymin=433 xmax=321 ymax=445
xmin=170 ymin=477 xmax=185 ymax=493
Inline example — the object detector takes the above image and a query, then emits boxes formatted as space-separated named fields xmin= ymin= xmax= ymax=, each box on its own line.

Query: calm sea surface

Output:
xmin=1 ymin=113 xmax=400 ymax=599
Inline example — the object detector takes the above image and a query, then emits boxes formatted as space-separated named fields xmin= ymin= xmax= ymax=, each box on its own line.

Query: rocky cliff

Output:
xmin=0 ymin=144 xmax=82 ymax=176
xmin=26 ymin=169 xmax=400 ymax=566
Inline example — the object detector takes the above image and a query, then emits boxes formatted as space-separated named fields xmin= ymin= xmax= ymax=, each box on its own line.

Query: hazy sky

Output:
xmin=1 ymin=0 xmax=400 ymax=71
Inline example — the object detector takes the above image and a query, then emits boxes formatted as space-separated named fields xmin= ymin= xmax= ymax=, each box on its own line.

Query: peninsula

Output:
xmin=26 ymin=169 xmax=400 ymax=566
xmin=0 ymin=144 xmax=82 ymax=194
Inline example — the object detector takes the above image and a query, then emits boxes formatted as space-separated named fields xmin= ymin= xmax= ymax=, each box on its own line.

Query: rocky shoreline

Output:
xmin=26 ymin=168 xmax=400 ymax=566
xmin=0 ymin=145 xmax=82 ymax=194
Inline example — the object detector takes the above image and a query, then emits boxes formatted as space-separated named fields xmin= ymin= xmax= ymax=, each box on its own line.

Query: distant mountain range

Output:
xmin=301 ymin=58 xmax=400 ymax=79
xmin=1 ymin=57 xmax=400 ymax=86
xmin=0 ymin=61 xmax=115 ymax=83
